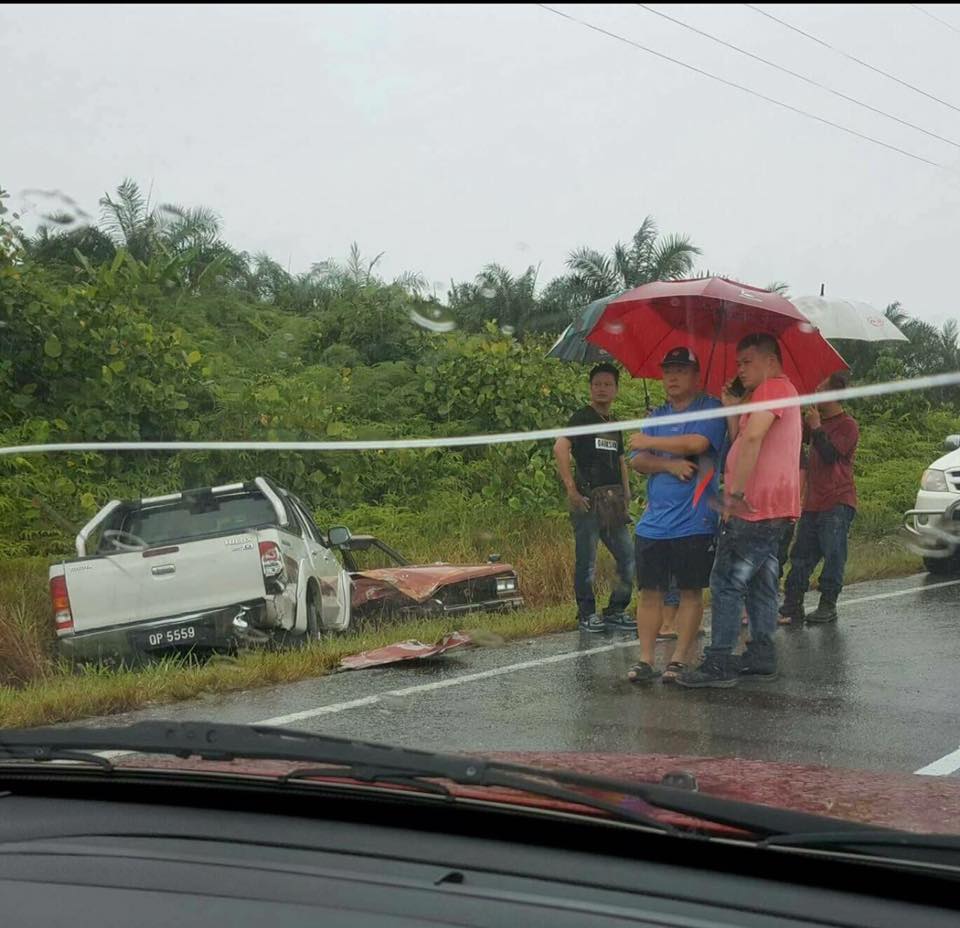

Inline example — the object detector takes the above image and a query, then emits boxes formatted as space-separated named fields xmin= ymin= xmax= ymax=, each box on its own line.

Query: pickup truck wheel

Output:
xmin=305 ymin=593 xmax=320 ymax=641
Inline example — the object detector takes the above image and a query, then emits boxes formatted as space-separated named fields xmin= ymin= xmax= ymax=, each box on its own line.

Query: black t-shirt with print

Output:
xmin=567 ymin=405 xmax=624 ymax=494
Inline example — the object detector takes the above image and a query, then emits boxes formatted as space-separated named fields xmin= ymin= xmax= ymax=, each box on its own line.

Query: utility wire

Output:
xmin=536 ymin=4 xmax=945 ymax=169
xmin=910 ymin=3 xmax=960 ymax=35
xmin=744 ymin=3 xmax=960 ymax=116
xmin=636 ymin=3 xmax=960 ymax=150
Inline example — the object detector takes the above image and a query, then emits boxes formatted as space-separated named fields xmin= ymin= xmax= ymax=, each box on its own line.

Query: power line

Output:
xmin=744 ymin=3 xmax=960 ymax=116
xmin=636 ymin=3 xmax=960 ymax=150
xmin=536 ymin=4 xmax=944 ymax=170
xmin=910 ymin=3 xmax=960 ymax=35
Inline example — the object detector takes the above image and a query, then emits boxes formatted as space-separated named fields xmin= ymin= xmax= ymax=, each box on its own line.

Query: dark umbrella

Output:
xmin=545 ymin=292 xmax=624 ymax=363
xmin=586 ymin=277 xmax=847 ymax=395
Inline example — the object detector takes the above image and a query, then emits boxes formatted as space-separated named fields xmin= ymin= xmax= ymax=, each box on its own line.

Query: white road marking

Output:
xmin=256 ymin=639 xmax=640 ymax=727
xmin=251 ymin=577 xmax=960 ymax=728
xmin=839 ymin=578 xmax=960 ymax=607
xmin=915 ymin=747 xmax=960 ymax=777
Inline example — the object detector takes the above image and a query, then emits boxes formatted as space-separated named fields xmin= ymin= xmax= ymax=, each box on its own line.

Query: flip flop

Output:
xmin=627 ymin=662 xmax=661 ymax=684
xmin=662 ymin=661 xmax=686 ymax=684
xmin=657 ymin=631 xmax=678 ymax=641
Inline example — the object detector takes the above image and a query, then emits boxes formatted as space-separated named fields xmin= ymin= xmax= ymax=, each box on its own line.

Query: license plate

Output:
xmin=143 ymin=624 xmax=199 ymax=650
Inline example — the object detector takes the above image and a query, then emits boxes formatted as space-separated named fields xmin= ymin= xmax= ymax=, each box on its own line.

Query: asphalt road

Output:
xmin=79 ymin=573 xmax=960 ymax=777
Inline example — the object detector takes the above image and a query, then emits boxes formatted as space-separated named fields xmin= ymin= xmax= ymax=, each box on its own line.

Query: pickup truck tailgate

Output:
xmin=63 ymin=533 xmax=267 ymax=632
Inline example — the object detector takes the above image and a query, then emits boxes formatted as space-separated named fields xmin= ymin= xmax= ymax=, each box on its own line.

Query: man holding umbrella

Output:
xmin=677 ymin=333 xmax=803 ymax=688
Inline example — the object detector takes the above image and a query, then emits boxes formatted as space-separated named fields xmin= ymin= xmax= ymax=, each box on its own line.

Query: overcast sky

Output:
xmin=4 ymin=3 xmax=960 ymax=322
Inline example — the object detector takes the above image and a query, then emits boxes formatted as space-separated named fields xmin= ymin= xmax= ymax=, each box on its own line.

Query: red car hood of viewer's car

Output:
xmin=351 ymin=563 xmax=516 ymax=604
xmin=115 ymin=752 xmax=960 ymax=835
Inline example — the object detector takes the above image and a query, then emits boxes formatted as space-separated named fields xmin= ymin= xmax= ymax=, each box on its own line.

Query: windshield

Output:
xmin=4 ymin=2 xmax=960 ymax=843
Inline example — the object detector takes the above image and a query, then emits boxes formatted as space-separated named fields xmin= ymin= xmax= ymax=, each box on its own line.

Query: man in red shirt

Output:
xmin=780 ymin=371 xmax=859 ymax=625
xmin=678 ymin=333 xmax=802 ymax=689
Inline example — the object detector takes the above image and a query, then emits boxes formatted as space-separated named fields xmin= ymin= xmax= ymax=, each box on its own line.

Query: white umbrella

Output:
xmin=791 ymin=295 xmax=909 ymax=343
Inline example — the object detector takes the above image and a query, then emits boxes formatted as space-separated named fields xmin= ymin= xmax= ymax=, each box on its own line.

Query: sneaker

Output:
xmin=739 ymin=641 xmax=778 ymax=679
xmin=675 ymin=653 xmax=739 ymax=689
xmin=806 ymin=598 xmax=838 ymax=624
xmin=578 ymin=614 xmax=606 ymax=634
xmin=604 ymin=611 xmax=637 ymax=632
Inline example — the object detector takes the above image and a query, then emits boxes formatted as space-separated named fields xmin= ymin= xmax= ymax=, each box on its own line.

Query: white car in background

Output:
xmin=904 ymin=435 xmax=960 ymax=574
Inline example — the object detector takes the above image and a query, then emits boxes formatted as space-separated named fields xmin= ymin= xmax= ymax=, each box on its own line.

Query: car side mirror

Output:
xmin=945 ymin=435 xmax=960 ymax=452
xmin=328 ymin=526 xmax=353 ymax=548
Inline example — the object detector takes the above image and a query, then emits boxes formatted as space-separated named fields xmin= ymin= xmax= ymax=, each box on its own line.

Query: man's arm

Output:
xmin=553 ymin=437 xmax=589 ymax=511
xmin=629 ymin=433 xmax=710 ymax=457
xmin=629 ymin=451 xmax=697 ymax=480
xmin=726 ymin=410 xmax=777 ymax=497
xmin=809 ymin=419 xmax=859 ymax=464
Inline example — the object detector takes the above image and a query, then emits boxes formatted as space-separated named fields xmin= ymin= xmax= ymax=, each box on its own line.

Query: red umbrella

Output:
xmin=585 ymin=277 xmax=847 ymax=395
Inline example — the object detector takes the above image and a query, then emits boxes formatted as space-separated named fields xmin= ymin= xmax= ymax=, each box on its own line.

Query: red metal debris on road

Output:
xmin=338 ymin=631 xmax=473 ymax=671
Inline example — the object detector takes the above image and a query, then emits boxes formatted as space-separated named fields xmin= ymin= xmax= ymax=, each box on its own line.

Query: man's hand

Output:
xmin=804 ymin=406 xmax=821 ymax=430
xmin=718 ymin=491 xmax=752 ymax=521
xmin=567 ymin=487 xmax=590 ymax=513
xmin=721 ymin=380 xmax=741 ymax=408
xmin=667 ymin=459 xmax=697 ymax=481
xmin=629 ymin=432 xmax=652 ymax=453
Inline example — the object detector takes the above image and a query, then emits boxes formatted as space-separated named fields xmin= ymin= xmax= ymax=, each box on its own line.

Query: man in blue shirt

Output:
xmin=626 ymin=347 xmax=726 ymax=684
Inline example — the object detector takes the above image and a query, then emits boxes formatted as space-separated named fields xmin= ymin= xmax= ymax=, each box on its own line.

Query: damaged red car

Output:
xmin=326 ymin=527 xmax=525 ymax=620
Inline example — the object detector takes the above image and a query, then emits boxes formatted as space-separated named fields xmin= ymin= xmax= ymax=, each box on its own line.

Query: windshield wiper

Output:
xmin=0 ymin=721 xmax=896 ymax=840
xmin=759 ymin=830 xmax=960 ymax=871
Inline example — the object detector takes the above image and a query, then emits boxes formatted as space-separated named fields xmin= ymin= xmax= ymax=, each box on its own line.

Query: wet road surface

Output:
xmin=79 ymin=574 xmax=960 ymax=777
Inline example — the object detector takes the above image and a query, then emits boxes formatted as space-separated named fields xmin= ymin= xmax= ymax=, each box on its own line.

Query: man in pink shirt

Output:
xmin=678 ymin=333 xmax=802 ymax=689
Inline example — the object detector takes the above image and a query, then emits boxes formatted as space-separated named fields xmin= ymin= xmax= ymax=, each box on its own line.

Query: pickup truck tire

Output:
xmin=923 ymin=552 xmax=960 ymax=576
xmin=305 ymin=590 xmax=320 ymax=641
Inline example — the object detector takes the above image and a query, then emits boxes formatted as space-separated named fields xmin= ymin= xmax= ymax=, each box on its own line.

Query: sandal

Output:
xmin=656 ymin=631 xmax=678 ymax=641
xmin=627 ymin=661 xmax=661 ymax=684
xmin=662 ymin=661 xmax=686 ymax=684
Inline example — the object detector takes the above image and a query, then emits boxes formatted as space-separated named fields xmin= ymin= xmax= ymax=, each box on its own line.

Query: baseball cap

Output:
xmin=660 ymin=347 xmax=699 ymax=369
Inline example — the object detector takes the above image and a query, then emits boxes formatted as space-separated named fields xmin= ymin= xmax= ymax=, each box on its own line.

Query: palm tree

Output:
xmin=564 ymin=216 xmax=701 ymax=301
xmin=309 ymin=242 xmax=427 ymax=296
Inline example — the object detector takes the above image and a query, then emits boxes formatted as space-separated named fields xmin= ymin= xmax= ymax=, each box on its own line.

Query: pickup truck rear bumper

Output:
xmin=58 ymin=602 xmax=262 ymax=665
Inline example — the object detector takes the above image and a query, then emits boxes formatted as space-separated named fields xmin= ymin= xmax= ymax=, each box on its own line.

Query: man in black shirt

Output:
xmin=553 ymin=362 xmax=635 ymax=633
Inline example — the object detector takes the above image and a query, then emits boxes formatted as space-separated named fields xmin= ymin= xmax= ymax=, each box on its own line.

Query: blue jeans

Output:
xmin=784 ymin=505 xmax=856 ymax=603
xmin=570 ymin=510 xmax=635 ymax=620
xmin=708 ymin=517 xmax=788 ymax=653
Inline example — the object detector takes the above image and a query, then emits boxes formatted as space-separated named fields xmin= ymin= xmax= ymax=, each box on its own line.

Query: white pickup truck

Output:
xmin=49 ymin=477 xmax=353 ymax=664
xmin=904 ymin=435 xmax=960 ymax=574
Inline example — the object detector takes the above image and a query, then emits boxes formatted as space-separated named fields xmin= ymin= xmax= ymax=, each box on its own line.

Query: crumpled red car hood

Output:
xmin=116 ymin=751 xmax=960 ymax=835
xmin=352 ymin=563 xmax=515 ymax=604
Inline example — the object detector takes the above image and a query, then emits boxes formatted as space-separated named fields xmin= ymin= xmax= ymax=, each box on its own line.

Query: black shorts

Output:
xmin=634 ymin=534 xmax=717 ymax=592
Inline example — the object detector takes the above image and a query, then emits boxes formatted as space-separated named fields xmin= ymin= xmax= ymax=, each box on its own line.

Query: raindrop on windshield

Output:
xmin=409 ymin=307 xmax=457 ymax=333
xmin=603 ymin=321 xmax=625 ymax=335
xmin=501 ymin=325 xmax=515 ymax=336
xmin=480 ymin=287 xmax=496 ymax=299
xmin=798 ymin=322 xmax=817 ymax=334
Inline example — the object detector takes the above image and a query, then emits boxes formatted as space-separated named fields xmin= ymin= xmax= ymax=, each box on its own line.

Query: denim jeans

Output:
xmin=783 ymin=505 xmax=856 ymax=603
xmin=570 ymin=510 xmax=635 ymax=620
xmin=708 ymin=517 xmax=788 ymax=653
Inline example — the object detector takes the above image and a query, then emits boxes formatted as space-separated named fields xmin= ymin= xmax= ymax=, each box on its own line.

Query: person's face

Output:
xmin=661 ymin=364 xmax=698 ymax=400
xmin=735 ymin=346 xmax=771 ymax=391
xmin=589 ymin=372 xmax=618 ymax=405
